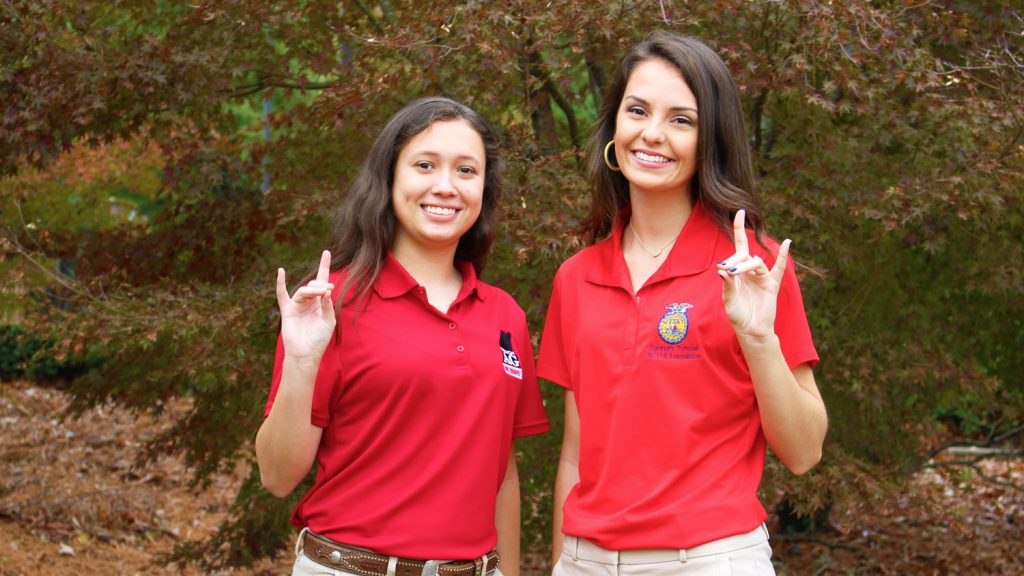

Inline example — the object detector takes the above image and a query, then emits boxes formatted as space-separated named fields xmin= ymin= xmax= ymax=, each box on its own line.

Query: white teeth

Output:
xmin=635 ymin=151 xmax=671 ymax=163
xmin=423 ymin=205 xmax=456 ymax=216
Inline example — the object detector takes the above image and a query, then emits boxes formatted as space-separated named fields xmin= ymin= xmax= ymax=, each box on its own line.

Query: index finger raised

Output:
xmin=732 ymin=209 xmax=749 ymax=255
xmin=315 ymin=250 xmax=332 ymax=283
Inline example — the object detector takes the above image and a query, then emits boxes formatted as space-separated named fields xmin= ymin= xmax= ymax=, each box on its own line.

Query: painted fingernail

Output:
xmin=729 ymin=267 xmax=737 ymax=272
xmin=718 ymin=261 xmax=727 ymax=266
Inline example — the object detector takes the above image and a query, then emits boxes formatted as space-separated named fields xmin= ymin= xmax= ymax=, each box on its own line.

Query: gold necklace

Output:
xmin=629 ymin=222 xmax=680 ymax=258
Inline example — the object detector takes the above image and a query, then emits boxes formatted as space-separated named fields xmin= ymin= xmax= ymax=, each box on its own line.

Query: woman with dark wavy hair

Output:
xmin=539 ymin=33 xmax=827 ymax=575
xmin=257 ymin=96 xmax=549 ymax=576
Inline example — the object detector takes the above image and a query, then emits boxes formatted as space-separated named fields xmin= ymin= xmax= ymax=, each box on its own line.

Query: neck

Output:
xmin=627 ymin=189 xmax=693 ymax=242
xmin=391 ymin=241 xmax=461 ymax=288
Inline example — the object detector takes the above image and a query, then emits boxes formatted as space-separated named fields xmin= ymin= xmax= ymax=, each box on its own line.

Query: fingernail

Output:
xmin=718 ymin=261 xmax=727 ymax=266
xmin=728 ymin=267 xmax=737 ymax=272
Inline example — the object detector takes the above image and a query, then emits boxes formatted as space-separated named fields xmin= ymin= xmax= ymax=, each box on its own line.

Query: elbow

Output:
xmin=255 ymin=448 xmax=299 ymax=498
xmin=784 ymin=448 xmax=822 ymax=476
xmin=260 ymin=471 xmax=297 ymax=498
xmin=267 ymin=486 xmax=295 ymax=499
xmin=255 ymin=433 xmax=299 ymax=498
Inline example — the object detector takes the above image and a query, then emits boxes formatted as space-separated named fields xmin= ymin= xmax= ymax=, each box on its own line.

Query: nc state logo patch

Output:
xmin=499 ymin=330 xmax=522 ymax=380
xmin=658 ymin=303 xmax=694 ymax=344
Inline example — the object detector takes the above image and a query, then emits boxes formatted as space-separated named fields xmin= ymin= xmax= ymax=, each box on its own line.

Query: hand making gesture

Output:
xmin=717 ymin=210 xmax=792 ymax=340
xmin=276 ymin=250 xmax=337 ymax=363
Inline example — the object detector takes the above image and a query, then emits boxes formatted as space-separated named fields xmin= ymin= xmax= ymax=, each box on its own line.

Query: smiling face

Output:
xmin=391 ymin=118 xmax=486 ymax=259
xmin=614 ymin=58 xmax=699 ymax=199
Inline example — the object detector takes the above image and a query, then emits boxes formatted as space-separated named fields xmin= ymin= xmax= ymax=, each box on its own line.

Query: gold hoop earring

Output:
xmin=603 ymin=140 xmax=621 ymax=172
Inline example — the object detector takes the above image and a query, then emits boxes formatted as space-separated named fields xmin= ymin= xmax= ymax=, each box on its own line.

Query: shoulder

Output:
xmin=474 ymin=281 xmax=527 ymax=321
xmin=554 ymin=239 xmax=612 ymax=280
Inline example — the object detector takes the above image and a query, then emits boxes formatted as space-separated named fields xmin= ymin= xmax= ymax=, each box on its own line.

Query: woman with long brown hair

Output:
xmin=257 ymin=96 xmax=549 ymax=576
xmin=539 ymin=33 xmax=827 ymax=575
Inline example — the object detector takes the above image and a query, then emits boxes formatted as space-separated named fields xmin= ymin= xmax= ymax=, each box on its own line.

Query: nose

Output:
xmin=431 ymin=171 xmax=456 ymax=195
xmin=641 ymin=122 xmax=665 ymax=144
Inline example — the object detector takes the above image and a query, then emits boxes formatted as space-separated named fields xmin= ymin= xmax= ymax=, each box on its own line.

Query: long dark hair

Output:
xmin=582 ymin=32 xmax=765 ymax=244
xmin=309 ymin=96 xmax=502 ymax=307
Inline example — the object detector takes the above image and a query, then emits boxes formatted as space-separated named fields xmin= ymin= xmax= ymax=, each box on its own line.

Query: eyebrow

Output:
xmin=412 ymin=150 xmax=482 ymax=164
xmin=624 ymin=95 xmax=698 ymax=114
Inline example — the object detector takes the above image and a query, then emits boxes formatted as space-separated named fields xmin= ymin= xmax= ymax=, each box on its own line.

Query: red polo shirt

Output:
xmin=538 ymin=201 xmax=817 ymax=550
xmin=266 ymin=254 xmax=549 ymax=558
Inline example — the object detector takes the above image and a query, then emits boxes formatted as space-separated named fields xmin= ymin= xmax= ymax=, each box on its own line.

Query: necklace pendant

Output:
xmin=630 ymin=222 xmax=678 ymax=259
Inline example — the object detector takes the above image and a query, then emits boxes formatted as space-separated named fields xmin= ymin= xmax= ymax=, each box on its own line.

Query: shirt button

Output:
xmin=457 ymin=345 xmax=465 ymax=352
xmin=449 ymin=322 xmax=457 ymax=330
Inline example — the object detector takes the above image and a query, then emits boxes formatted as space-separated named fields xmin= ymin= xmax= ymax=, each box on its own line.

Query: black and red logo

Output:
xmin=499 ymin=330 xmax=522 ymax=380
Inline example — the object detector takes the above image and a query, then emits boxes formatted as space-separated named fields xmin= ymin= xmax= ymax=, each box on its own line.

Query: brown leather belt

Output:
xmin=301 ymin=530 xmax=500 ymax=576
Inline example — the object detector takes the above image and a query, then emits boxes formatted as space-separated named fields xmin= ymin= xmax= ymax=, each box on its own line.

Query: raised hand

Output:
xmin=276 ymin=250 xmax=337 ymax=364
xmin=716 ymin=210 xmax=791 ymax=339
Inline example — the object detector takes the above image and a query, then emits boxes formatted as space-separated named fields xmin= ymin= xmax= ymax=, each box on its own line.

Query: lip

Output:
xmin=630 ymin=149 xmax=676 ymax=168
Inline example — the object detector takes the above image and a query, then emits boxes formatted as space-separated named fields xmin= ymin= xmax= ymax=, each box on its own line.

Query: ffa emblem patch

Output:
xmin=499 ymin=330 xmax=523 ymax=380
xmin=658 ymin=303 xmax=694 ymax=344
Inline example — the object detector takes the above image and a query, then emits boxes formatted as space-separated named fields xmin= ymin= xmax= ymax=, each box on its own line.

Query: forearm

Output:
xmin=255 ymin=357 xmax=324 ymax=497
xmin=495 ymin=451 xmax=520 ymax=576
xmin=739 ymin=333 xmax=827 ymax=474
xmin=551 ymin=390 xmax=580 ymax=569
xmin=551 ymin=457 xmax=579 ymax=568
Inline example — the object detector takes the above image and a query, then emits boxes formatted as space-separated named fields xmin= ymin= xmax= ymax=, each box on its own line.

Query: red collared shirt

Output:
xmin=538 ymin=201 xmax=817 ymax=550
xmin=266 ymin=254 xmax=549 ymax=558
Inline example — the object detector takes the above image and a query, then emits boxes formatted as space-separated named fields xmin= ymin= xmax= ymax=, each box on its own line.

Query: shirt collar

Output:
xmin=374 ymin=253 xmax=485 ymax=302
xmin=585 ymin=199 xmax=725 ymax=289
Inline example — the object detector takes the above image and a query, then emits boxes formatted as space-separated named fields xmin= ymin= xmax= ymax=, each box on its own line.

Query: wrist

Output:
xmin=736 ymin=331 xmax=780 ymax=349
xmin=283 ymin=354 xmax=323 ymax=375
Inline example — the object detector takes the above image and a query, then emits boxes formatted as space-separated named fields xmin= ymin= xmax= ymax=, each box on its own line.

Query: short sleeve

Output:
xmin=264 ymin=330 xmax=342 ymax=428
xmin=537 ymin=270 xmax=573 ymax=389
xmin=772 ymin=253 xmax=819 ymax=370
xmin=511 ymin=314 xmax=550 ymax=438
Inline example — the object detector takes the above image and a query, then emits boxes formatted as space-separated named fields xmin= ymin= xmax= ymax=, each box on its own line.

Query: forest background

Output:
xmin=1 ymin=0 xmax=1022 ymax=574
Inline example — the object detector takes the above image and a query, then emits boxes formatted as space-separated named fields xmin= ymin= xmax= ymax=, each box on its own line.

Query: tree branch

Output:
xmin=529 ymin=52 xmax=581 ymax=150
xmin=924 ymin=458 xmax=1024 ymax=492
xmin=542 ymin=75 xmax=581 ymax=151
xmin=227 ymin=78 xmax=340 ymax=98
xmin=927 ymin=423 xmax=1024 ymax=461
xmin=750 ymin=89 xmax=769 ymax=157
xmin=521 ymin=43 xmax=582 ymax=153
xmin=584 ymin=48 xmax=606 ymax=106
xmin=351 ymin=0 xmax=386 ymax=35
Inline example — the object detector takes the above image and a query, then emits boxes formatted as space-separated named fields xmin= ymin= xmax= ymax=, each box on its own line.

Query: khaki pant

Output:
xmin=552 ymin=525 xmax=775 ymax=576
